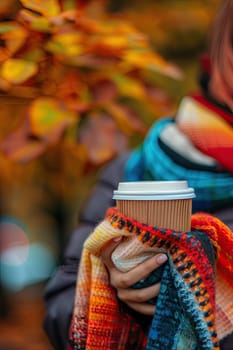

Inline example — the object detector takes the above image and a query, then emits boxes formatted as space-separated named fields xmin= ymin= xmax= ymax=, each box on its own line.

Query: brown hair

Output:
xmin=209 ymin=0 xmax=233 ymax=110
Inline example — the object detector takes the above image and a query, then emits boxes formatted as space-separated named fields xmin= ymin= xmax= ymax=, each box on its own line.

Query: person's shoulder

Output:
xmin=99 ymin=150 xmax=132 ymax=185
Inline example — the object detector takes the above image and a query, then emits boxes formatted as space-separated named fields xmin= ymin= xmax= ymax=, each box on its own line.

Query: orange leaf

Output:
xmin=56 ymin=71 xmax=91 ymax=112
xmin=97 ymin=35 xmax=129 ymax=49
xmin=1 ymin=119 xmax=46 ymax=163
xmin=91 ymin=79 xmax=117 ymax=103
xmin=3 ymin=140 xmax=47 ymax=163
xmin=75 ymin=14 xmax=104 ymax=34
xmin=0 ymin=0 xmax=17 ymax=17
xmin=87 ymin=35 xmax=127 ymax=57
xmin=0 ymin=22 xmax=28 ymax=54
xmin=0 ymin=76 xmax=11 ymax=91
xmin=0 ymin=48 xmax=10 ymax=63
xmin=104 ymin=103 xmax=144 ymax=136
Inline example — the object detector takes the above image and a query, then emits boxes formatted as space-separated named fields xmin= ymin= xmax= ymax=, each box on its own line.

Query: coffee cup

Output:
xmin=112 ymin=181 xmax=195 ymax=231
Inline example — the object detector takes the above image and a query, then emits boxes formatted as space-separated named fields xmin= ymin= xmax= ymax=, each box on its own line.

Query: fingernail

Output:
xmin=112 ymin=236 xmax=122 ymax=242
xmin=156 ymin=254 xmax=167 ymax=264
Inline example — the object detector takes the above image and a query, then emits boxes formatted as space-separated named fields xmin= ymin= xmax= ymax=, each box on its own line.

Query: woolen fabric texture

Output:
xmin=44 ymin=95 xmax=233 ymax=350
xmin=125 ymin=116 xmax=233 ymax=212
xmin=68 ymin=208 xmax=233 ymax=350
xmin=176 ymin=96 xmax=233 ymax=172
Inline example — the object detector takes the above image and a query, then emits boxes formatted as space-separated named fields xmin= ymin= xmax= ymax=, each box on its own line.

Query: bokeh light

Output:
xmin=0 ymin=217 xmax=56 ymax=291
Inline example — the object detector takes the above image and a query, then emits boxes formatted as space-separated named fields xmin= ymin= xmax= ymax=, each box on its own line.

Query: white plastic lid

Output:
xmin=113 ymin=181 xmax=195 ymax=200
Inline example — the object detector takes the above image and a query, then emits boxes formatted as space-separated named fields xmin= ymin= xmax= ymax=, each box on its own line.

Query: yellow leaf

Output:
xmin=87 ymin=33 xmax=131 ymax=58
xmin=1 ymin=58 xmax=38 ymax=84
xmin=29 ymin=97 xmax=77 ymax=139
xmin=123 ymin=51 xmax=183 ymax=79
xmin=112 ymin=74 xmax=146 ymax=100
xmin=46 ymin=32 xmax=83 ymax=57
xmin=19 ymin=9 xmax=52 ymax=32
xmin=19 ymin=0 xmax=60 ymax=17
xmin=99 ymin=35 xmax=129 ymax=49
xmin=23 ymin=48 xmax=45 ymax=63
xmin=0 ymin=22 xmax=22 ymax=34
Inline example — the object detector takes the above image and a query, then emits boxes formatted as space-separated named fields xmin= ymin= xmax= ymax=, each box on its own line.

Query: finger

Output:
xmin=112 ymin=254 xmax=167 ymax=289
xmin=101 ymin=236 xmax=122 ymax=269
xmin=117 ymin=282 xmax=161 ymax=304
xmin=125 ymin=301 xmax=155 ymax=316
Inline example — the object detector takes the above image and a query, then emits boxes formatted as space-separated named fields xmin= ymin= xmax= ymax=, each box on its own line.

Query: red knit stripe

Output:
xmin=192 ymin=94 xmax=233 ymax=126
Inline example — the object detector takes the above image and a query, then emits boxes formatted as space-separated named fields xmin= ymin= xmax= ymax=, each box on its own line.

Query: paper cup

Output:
xmin=113 ymin=181 xmax=195 ymax=231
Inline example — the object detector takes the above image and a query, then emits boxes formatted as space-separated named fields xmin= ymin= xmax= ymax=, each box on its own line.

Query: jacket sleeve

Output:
xmin=43 ymin=152 xmax=130 ymax=350
xmin=220 ymin=333 xmax=233 ymax=350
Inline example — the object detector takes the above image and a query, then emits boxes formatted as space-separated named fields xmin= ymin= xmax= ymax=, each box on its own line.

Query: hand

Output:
xmin=101 ymin=237 xmax=167 ymax=316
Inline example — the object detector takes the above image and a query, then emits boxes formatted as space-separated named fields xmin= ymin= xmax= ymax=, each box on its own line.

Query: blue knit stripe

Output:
xmin=125 ymin=117 xmax=233 ymax=212
xmin=146 ymin=260 xmax=214 ymax=350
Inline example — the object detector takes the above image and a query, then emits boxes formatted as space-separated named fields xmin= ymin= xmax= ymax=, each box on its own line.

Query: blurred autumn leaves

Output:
xmin=0 ymin=0 xmax=221 ymax=261
xmin=0 ymin=0 xmax=182 ymax=166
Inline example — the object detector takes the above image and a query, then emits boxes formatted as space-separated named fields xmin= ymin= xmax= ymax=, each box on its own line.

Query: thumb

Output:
xmin=101 ymin=236 xmax=123 ymax=268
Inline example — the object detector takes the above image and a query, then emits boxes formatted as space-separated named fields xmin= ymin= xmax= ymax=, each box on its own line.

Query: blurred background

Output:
xmin=0 ymin=0 xmax=222 ymax=349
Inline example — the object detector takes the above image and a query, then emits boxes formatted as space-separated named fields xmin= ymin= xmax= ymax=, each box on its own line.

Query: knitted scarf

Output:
xmin=125 ymin=97 xmax=233 ymax=213
xmin=68 ymin=208 xmax=233 ymax=350
xmin=176 ymin=96 xmax=233 ymax=172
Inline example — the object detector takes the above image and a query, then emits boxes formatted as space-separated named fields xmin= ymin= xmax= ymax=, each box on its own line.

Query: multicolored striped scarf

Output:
xmin=176 ymin=96 xmax=233 ymax=173
xmin=68 ymin=208 xmax=233 ymax=350
xmin=125 ymin=96 xmax=233 ymax=213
